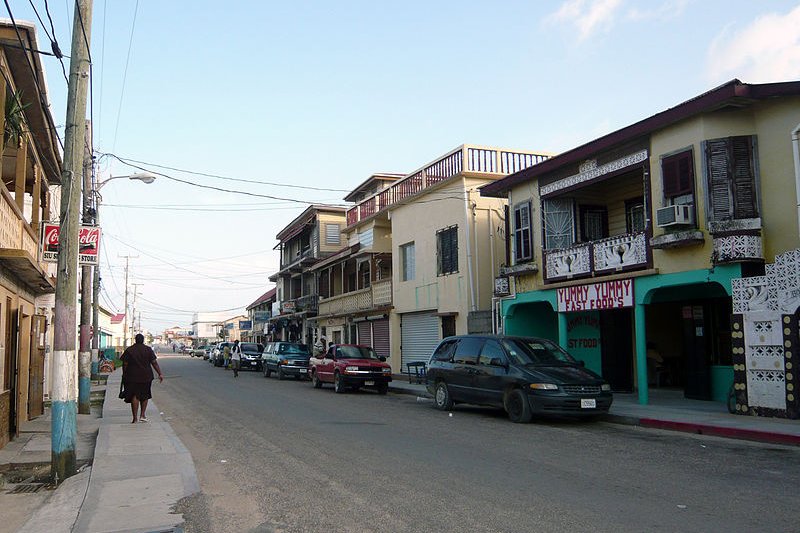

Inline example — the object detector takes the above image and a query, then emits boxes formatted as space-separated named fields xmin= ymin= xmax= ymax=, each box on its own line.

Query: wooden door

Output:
xmin=27 ymin=315 xmax=46 ymax=419
xmin=6 ymin=305 xmax=19 ymax=437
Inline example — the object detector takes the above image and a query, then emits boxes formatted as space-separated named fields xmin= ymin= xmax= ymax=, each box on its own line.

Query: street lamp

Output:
xmin=88 ymin=171 xmax=156 ymax=376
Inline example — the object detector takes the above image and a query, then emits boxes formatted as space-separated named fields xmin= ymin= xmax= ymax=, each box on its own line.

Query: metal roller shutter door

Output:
xmin=401 ymin=312 xmax=440 ymax=368
xmin=372 ymin=319 xmax=390 ymax=359
xmin=357 ymin=322 xmax=372 ymax=346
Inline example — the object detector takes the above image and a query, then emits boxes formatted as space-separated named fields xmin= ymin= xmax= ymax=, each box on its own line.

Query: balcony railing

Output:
xmin=346 ymin=145 xmax=549 ymax=227
xmin=0 ymin=186 xmax=53 ymax=278
xmin=318 ymin=280 xmax=392 ymax=316
xmin=294 ymin=294 xmax=319 ymax=313
xmin=543 ymin=232 xmax=649 ymax=283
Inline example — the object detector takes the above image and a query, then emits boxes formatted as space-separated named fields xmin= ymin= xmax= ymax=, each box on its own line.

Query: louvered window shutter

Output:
xmin=662 ymin=150 xmax=693 ymax=198
xmin=705 ymin=139 xmax=734 ymax=221
xmin=731 ymin=136 xmax=758 ymax=218
xmin=513 ymin=202 xmax=532 ymax=262
xmin=705 ymin=136 xmax=758 ymax=221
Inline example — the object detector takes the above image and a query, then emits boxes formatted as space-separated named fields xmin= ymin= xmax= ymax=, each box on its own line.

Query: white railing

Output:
xmin=593 ymin=232 xmax=648 ymax=272
xmin=346 ymin=145 xmax=549 ymax=227
xmin=543 ymin=232 xmax=650 ymax=282
xmin=318 ymin=279 xmax=393 ymax=316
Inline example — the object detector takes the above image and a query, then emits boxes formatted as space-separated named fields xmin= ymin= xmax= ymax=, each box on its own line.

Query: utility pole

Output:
xmin=78 ymin=120 xmax=93 ymax=415
xmin=52 ymin=0 xmax=93 ymax=483
xmin=131 ymin=282 xmax=143 ymax=335
xmin=120 ymin=255 xmax=137 ymax=349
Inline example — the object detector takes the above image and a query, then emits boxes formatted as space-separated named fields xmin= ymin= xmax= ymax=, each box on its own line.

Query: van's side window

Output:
xmin=479 ymin=340 xmax=506 ymax=366
xmin=432 ymin=339 xmax=458 ymax=362
xmin=454 ymin=337 xmax=484 ymax=364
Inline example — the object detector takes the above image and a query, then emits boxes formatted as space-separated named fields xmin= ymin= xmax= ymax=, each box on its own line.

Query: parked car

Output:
xmin=262 ymin=341 xmax=311 ymax=379
xmin=238 ymin=342 xmax=265 ymax=371
xmin=425 ymin=335 xmax=613 ymax=423
xmin=192 ymin=345 xmax=209 ymax=358
xmin=211 ymin=342 xmax=233 ymax=367
xmin=309 ymin=344 xmax=392 ymax=394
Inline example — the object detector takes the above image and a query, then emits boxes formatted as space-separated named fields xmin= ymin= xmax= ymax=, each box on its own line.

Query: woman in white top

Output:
xmin=231 ymin=340 xmax=242 ymax=378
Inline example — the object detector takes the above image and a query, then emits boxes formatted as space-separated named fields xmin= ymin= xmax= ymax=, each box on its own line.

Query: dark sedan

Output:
xmin=425 ymin=335 xmax=612 ymax=423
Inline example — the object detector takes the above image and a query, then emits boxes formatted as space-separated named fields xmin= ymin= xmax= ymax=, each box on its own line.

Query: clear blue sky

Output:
xmin=9 ymin=0 xmax=800 ymax=332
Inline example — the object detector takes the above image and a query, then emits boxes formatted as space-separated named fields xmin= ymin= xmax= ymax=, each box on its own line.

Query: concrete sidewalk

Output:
xmin=388 ymin=376 xmax=800 ymax=446
xmin=17 ymin=370 xmax=199 ymax=533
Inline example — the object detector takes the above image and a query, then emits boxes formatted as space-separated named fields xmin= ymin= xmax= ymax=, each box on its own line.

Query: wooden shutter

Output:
xmin=514 ymin=202 xmax=532 ymax=261
xmin=662 ymin=150 xmax=693 ymax=197
xmin=706 ymin=139 xmax=733 ymax=221
xmin=731 ymin=136 xmax=758 ymax=218
xmin=705 ymin=136 xmax=758 ymax=221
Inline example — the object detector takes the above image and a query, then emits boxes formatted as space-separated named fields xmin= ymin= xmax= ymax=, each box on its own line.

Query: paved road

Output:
xmin=154 ymin=354 xmax=800 ymax=533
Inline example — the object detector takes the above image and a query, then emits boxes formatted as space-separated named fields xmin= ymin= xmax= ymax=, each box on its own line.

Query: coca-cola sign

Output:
xmin=41 ymin=222 xmax=101 ymax=265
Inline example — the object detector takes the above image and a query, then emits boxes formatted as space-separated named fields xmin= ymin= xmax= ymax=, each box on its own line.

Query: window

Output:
xmin=479 ymin=340 xmax=506 ymax=366
xmin=625 ymin=198 xmax=645 ymax=233
xmin=400 ymin=242 xmax=415 ymax=281
xmin=704 ymin=136 xmax=758 ymax=221
xmin=437 ymin=225 xmax=459 ymax=275
xmin=543 ymin=198 xmax=575 ymax=250
xmin=579 ymin=205 xmax=608 ymax=242
xmin=513 ymin=201 xmax=533 ymax=262
xmin=662 ymin=150 xmax=694 ymax=200
xmin=432 ymin=339 xmax=458 ymax=362
xmin=325 ymin=224 xmax=341 ymax=245
xmin=453 ymin=337 xmax=483 ymax=364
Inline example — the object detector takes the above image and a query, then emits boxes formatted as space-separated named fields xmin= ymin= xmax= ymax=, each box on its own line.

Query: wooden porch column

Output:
xmin=32 ymin=165 xmax=41 ymax=233
xmin=15 ymin=136 xmax=28 ymax=211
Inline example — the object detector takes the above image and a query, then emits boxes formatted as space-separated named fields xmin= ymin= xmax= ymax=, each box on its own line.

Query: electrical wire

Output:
xmin=108 ymin=155 xmax=351 ymax=192
xmin=110 ymin=0 xmax=139 ymax=153
xmin=26 ymin=0 xmax=68 ymax=82
xmin=2 ymin=0 xmax=65 ymax=158
xmin=104 ymin=232 xmax=273 ymax=286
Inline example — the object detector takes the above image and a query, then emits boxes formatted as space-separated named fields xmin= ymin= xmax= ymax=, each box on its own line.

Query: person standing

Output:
xmin=223 ymin=343 xmax=231 ymax=369
xmin=121 ymin=333 xmax=163 ymax=423
xmin=231 ymin=339 xmax=242 ymax=377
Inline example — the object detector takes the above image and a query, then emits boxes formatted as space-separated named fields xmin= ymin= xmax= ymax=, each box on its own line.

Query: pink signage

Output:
xmin=557 ymin=279 xmax=634 ymax=312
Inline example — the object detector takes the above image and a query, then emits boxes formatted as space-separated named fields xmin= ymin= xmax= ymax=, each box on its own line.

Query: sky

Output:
xmin=7 ymin=0 xmax=800 ymax=333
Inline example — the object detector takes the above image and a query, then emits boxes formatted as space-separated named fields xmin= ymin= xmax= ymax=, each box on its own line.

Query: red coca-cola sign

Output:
xmin=41 ymin=222 xmax=101 ymax=265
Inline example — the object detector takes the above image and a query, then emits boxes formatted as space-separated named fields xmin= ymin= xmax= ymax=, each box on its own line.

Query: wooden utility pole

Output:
xmin=79 ymin=120 xmax=93 ymax=415
xmin=52 ymin=0 xmax=93 ymax=483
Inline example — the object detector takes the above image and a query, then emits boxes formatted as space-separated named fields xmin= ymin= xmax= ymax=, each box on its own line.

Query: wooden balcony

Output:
xmin=0 ymin=186 xmax=54 ymax=292
xmin=318 ymin=280 xmax=392 ymax=317
xmin=346 ymin=145 xmax=549 ymax=227
xmin=543 ymin=232 xmax=650 ymax=283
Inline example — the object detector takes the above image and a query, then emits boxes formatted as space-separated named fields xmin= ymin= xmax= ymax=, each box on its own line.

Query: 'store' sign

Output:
xmin=41 ymin=222 xmax=101 ymax=265
xmin=557 ymin=279 xmax=634 ymax=312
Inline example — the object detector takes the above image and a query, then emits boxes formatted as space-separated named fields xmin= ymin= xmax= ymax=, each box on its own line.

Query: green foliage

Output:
xmin=4 ymin=89 xmax=29 ymax=147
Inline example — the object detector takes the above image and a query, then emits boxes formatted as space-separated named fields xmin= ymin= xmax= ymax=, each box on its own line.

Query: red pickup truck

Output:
xmin=309 ymin=344 xmax=392 ymax=394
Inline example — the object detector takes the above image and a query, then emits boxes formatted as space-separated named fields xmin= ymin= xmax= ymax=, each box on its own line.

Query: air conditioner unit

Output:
xmin=656 ymin=204 xmax=694 ymax=227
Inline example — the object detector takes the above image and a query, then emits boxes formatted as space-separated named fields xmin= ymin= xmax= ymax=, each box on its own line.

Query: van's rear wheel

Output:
xmin=434 ymin=381 xmax=453 ymax=410
xmin=505 ymin=389 xmax=533 ymax=423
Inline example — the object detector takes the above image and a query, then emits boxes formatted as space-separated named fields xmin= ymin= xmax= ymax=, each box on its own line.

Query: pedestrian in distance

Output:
xmin=120 ymin=333 xmax=164 ymax=423
xmin=223 ymin=343 xmax=231 ymax=369
xmin=231 ymin=339 xmax=242 ymax=377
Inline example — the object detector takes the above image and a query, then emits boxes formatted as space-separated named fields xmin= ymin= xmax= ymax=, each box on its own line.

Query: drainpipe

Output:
xmin=463 ymin=184 xmax=477 ymax=313
xmin=793 ymin=123 xmax=800 ymax=239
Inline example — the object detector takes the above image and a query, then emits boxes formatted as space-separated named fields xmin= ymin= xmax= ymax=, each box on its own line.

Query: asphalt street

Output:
xmin=153 ymin=354 xmax=800 ymax=533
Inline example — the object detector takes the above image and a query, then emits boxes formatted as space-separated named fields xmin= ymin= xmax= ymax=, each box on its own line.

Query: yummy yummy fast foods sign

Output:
xmin=557 ymin=279 xmax=634 ymax=312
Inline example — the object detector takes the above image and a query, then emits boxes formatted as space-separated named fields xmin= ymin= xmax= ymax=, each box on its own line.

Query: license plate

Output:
xmin=581 ymin=398 xmax=596 ymax=409
xmin=251 ymin=361 xmax=257 ymax=366
xmin=299 ymin=369 xmax=307 ymax=373
xmin=365 ymin=380 xmax=375 ymax=386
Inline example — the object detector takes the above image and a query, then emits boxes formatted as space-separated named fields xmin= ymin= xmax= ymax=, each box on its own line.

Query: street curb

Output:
xmin=603 ymin=413 xmax=800 ymax=447
xmin=637 ymin=418 xmax=800 ymax=447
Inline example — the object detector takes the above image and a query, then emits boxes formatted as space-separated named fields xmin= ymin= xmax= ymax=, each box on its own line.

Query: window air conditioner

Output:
xmin=656 ymin=204 xmax=694 ymax=227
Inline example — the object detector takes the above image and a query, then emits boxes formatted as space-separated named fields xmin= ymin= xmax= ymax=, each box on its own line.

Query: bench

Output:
xmin=406 ymin=361 xmax=427 ymax=384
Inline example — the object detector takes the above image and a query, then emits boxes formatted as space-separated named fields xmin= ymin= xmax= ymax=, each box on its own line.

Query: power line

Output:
xmin=110 ymin=0 xmax=139 ymax=152
xmin=101 ymin=153 xmax=346 ymax=205
xmin=104 ymin=232 xmax=274 ymax=286
xmin=108 ymin=155 xmax=351 ymax=192
xmin=26 ymin=0 xmax=68 ymax=82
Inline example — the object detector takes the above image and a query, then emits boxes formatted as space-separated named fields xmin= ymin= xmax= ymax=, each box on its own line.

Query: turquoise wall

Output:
xmin=504 ymin=301 xmax=558 ymax=342
xmin=564 ymin=311 xmax=602 ymax=375
xmin=711 ymin=365 xmax=734 ymax=403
